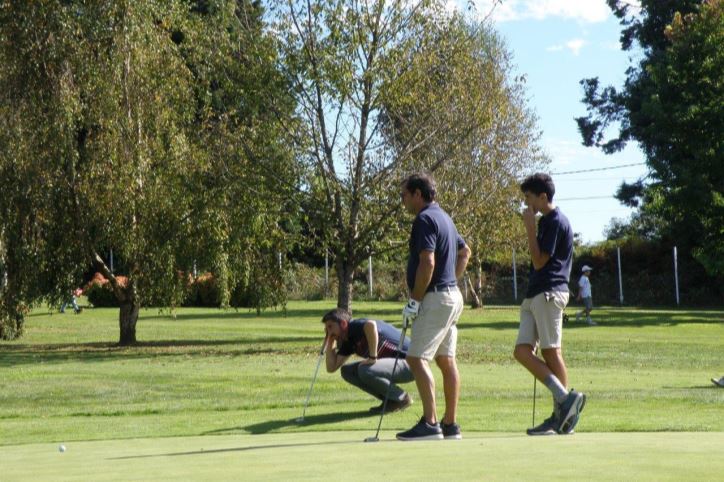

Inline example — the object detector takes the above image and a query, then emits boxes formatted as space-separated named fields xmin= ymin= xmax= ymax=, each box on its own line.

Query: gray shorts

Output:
xmin=408 ymin=287 xmax=463 ymax=361
xmin=516 ymin=291 xmax=569 ymax=349
xmin=582 ymin=297 xmax=593 ymax=311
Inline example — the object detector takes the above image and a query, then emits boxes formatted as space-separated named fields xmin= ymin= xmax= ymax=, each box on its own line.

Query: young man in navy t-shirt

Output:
xmin=514 ymin=173 xmax=586 ymax=435
xmin=322 ymin=308 xmax=415 ymax=413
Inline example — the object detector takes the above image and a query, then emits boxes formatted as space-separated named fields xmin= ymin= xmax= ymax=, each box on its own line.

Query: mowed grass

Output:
xmin=1 ymin=301 xmax=723 ymax=480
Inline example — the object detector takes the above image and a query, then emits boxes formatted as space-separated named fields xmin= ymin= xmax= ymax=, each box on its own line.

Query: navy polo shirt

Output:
xmin=336 ymin=319 xmax=410 ymax=359
xmin=406 ymin=203 xmax=466 ymax=292
xmin=526 ymin=207 xmax=573 ymax=298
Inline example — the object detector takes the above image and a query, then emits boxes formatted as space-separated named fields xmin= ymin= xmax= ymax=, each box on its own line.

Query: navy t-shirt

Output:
xmin=336 ymin=319 xmax=410 ymax=359
xmin=406 ymin=203 xmax=466 ymax=292
xmin=526 ymin=207 xmax=573 ymax=298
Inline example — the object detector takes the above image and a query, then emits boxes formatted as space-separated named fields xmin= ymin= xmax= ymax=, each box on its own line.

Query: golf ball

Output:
xmin=59 ymin=445 xmax=66 ymax=452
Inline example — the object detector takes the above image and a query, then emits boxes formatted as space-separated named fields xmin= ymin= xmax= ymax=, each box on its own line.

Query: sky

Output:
xmin=449 ymin=0 xmax=648 ymax=243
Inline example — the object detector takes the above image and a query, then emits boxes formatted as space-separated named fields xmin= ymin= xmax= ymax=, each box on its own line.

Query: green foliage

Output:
xmin=0 ymin=1 xmax=296 ymax=340
xmin=84 ymin=283 xmax=121 ymax=308
xmin=274 ymin=1 xmax=545 ymax=309
xmin=577 ymin=0 xmax=724 ymax=277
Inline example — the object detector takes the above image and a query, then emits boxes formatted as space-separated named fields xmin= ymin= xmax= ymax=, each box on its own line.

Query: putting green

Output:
xmin=2 ymin=431 xmax=722 ymax=481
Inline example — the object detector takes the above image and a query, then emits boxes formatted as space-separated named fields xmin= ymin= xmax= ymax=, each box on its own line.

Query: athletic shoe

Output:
xmin=586 ymin=317 xmax=597 ymax=326
xmin=396 ymin=417 xmax=443 ymax=441
xmin=557 ymin=390 xmax=586 ymax=434
xmin=526 ymin=414 xmax=558 ymax=436
xmin=441 ymin=421 xmax=462 ymax=440
xmin=575 ymin=312 xmax=582 ymax=322
xmin=712 ymin=377 xmax=724 ymax=387
xmin=369 ymin=393 xmax=412 ymax=414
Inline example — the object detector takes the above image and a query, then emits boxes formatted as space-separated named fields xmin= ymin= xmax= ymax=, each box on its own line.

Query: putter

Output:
xmin=363 ymin=319 xmax=408 ymax=443
xmin=296 ymin=338 xmax=326 ymax=423
xmin=531 ymin=343 xmax=539 ymax=428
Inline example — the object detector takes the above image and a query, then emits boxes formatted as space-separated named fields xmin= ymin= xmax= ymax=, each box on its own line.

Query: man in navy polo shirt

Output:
xmin=514 ymin=173 xmax=586 ymax=436
xmin=396 ymin=173 xmax=470 ymax=441
xmin=322 ymin=308 xmax=415 ymax=413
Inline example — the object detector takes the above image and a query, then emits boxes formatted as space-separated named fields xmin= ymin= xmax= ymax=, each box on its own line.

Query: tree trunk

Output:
xmin=336 ymin=261 xmax=355 ymax=313
xmin=466 ymin=275 xmax=482 ymax=309
xmin=118 ymin=298 xmax=140 ymax=345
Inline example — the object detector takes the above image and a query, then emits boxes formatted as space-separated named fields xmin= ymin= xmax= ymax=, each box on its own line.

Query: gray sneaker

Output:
xmin=557 ymin=390 xmax=586 ymax=434
xmin=441 ymin=421 xmax=462 ymax=440
xmin=712 ymin=377 xmax=724 ymax=387
xmin=526 ymin=413 xmax=558 ymax=436
xmin=396 ymin=417 xmax=443 ymax=441
xmin=369 ymin=393 xmax=412 ymax=414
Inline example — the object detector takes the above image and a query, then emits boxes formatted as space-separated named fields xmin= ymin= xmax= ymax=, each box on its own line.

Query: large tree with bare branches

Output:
xmin=273 ymin=0 xmax=545 ymax=310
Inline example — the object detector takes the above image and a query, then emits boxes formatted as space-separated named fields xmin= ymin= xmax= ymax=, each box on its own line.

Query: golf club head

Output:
xmin=295 ymin=417 xmax=305 ymax=424
xmin=363 ymin=436 xmax=379 ymax=443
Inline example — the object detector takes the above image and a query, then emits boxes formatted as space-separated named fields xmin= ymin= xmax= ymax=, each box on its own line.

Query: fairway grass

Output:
xmin=2 ymin=431 xmax=723 ymax=481
xmin=1 ymin=301 xmax=722 ymax=480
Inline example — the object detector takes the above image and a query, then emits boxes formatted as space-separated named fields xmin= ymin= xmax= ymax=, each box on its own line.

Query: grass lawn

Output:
xmin=1 ymin=301 xmax=722 ymax=480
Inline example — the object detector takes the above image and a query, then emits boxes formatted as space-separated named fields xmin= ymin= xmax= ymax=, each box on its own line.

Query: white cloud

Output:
xmin=545 ymin=38 xmax=586 ymax=55
xmin=566 ymin=38 xmax=586 ymax=55
xmin=462 ymin=0 xmax=615 ymax=23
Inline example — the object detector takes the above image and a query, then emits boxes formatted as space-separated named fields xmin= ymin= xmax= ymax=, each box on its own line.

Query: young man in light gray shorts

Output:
xmin=514 ymin=173 xmax=586 ymax=436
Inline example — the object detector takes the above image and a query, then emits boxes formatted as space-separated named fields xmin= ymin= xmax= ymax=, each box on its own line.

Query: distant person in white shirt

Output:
xmin=576 ymin=265 xmax=595 ymax=326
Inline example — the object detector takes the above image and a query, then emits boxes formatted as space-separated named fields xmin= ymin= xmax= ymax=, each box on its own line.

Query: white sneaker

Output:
xmin=576 ymin=312 xmax=582 ymax=322
xmin=586 ymin=317 xmax=597 ymax=326
xmin=712 ymin=377 xmax=724 ymax=387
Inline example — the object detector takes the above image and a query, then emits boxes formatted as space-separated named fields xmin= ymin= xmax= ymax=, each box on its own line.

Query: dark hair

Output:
xmin=520 ymin=173 xmax=555 ymax=201
xmin=321 ymin=308 xmax=351 ymax=325
xmin=402 ymin=173 xmax=436 ymax=202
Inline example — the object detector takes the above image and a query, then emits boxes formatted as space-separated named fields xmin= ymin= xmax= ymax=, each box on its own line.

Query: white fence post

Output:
xmin=324 ymin=249 xmax=329 ymax=298
xmin=617 ymin=246 xmax=624 ymax=305
xmin=512 ymin=248 xmax=518 ymax=301
xmin=368 ymin=256 xmax=373 ymax=297
xmin=673 ymin=246 xmax=680 ymax=306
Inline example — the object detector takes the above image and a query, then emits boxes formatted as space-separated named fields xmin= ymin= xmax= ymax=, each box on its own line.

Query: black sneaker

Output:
xmin=557 ymin=390 xmax=586 ymax=434
xmin=441 ymin=421 xmax=462 ymax=440
xmin=526 ymin=413 xmax=558 ymax=436
xmin=369 ymin=393 xmax=412 ymax=414
xmin=396 ymin=417 xmax=443 ymax=441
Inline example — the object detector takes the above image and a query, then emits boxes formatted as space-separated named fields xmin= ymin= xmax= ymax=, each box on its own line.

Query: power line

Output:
xmin=551 ymin=162 xmax=646 ymax=175
xmin=557 ymin=195 xmax=615 ymax=201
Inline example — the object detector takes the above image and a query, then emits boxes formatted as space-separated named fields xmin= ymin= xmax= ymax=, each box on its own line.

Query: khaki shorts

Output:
xmin=516 ymin=291 xmax=569 ymax=349
xmin=408 ymin=287 xmax=463 ymax=361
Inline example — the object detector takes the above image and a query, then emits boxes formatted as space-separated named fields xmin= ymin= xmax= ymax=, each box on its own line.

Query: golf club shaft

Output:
xmin=532 ymin=344 xmax=539 ymax=427
xmin=370 ymin=321 xmax=408 ymax=440
xmin=300 ymin=338 xmax=326 ymax=420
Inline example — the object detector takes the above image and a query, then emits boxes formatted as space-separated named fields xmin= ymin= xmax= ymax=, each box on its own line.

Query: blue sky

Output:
xmin=450 ymin=0 xmax=648 ymax=243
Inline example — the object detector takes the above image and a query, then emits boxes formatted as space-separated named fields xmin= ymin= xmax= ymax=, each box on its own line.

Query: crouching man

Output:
xmin=322 ymin=308 xmax=414 ymax=413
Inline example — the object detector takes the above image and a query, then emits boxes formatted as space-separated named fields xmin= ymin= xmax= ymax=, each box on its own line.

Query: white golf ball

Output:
xmin=59 ymin=445 xmax=66 ymax=453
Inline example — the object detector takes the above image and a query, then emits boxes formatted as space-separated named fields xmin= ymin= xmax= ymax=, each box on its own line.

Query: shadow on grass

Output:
xmin=459 ymin=308 xmax=723 ymax=331
xmin=207 ymin=409 xmax=373 ymax=435
xmin=108 ymin=439 xmax=359 ymax=460
xmin=0 ymin=336 xmax=324 ymax=367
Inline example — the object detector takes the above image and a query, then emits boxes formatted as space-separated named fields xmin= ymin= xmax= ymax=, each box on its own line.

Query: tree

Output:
xmin=576 ymin=0 xmax=723 ymax=276
xmin=274 ymin=0 xmax=545 ymax=310
xmin=0 ymin=1 xmax=294 ymax=342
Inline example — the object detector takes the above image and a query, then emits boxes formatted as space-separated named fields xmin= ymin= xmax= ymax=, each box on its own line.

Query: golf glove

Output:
xmin=402 ymin=299 xmax=420 ymax=328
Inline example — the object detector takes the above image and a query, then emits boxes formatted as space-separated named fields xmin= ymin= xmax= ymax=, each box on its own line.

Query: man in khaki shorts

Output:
xmin=396 ymin=173 xmax=470 ymax=441
xmin=514 ymin=173 xmax=586 ymax=436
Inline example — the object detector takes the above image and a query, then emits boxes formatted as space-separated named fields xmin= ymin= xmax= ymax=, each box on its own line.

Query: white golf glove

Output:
xmin=402 ymin=299 xmax=420 ymax=329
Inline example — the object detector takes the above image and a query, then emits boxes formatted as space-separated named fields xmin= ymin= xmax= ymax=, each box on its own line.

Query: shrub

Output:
xmin=83 ymin=273 xmax=127 ymax=307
